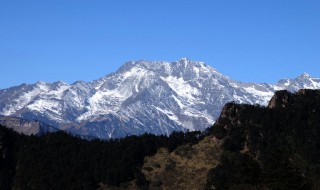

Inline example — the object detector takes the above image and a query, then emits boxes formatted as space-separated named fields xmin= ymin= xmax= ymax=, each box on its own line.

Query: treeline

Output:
xmin=206 ymin=90 xmax=320 ymax=189
xmin=0 ymin=125 xmax=204 ymax=190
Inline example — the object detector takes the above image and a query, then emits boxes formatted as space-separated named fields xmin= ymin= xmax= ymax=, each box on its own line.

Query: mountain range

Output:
xmin=1 ymin=89 xmax=320 ymax=189
xmin=0 ymin=58 xmax=319 ymax=139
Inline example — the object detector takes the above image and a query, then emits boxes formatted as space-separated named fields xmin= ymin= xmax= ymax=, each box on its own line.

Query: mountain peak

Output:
xmin=116 ymin=58 xmax=210 ymax=78
xmin=178 ymin=57 xmax=190 ymax=63
xmin=299 ymin=72 xmax=311 ymax=78
xmin=53 ymin=80 xmax=68 ymax=86
xmin=36 ymin=81 xmax=47 ymax=85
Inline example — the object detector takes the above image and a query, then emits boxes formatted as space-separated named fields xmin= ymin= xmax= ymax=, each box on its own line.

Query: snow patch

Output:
xmin=154 ymin=106 xmax=180 ymax=124
xmin=243 ymin=85 xmax=274 ymax=105
xmin=172 ymin=95 xmax=185 ymax=109
xmin=193 ymin=67 xmax=200 ymax=77
xmin=160 ymin=76 xmax=200 ymax=101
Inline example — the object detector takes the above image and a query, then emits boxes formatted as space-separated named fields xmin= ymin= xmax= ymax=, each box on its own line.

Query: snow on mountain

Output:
xmin=0 ymin=58 xmax=319 ymax=139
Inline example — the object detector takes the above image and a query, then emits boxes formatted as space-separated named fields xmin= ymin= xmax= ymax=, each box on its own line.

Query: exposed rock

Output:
xmin=268 ymin=90 xmax=293 ymax=108
xmin=0 ymin=116 xmax=58 ymax=135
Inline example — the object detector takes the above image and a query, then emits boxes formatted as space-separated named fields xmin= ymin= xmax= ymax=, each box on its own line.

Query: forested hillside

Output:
xmin=0 ymin=126 xmax=204 ymax=190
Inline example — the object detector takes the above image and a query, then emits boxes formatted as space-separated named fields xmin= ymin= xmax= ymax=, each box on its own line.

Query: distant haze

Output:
xmin=0 ymin=1 xmax=319 ymax=89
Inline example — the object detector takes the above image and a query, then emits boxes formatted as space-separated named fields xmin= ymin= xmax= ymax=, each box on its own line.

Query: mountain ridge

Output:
xmin=0 ymin=58 xmax=319 ymax=139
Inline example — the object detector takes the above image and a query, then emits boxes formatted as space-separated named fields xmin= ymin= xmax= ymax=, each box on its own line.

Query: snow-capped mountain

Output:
xmin=0 ymin=58 xmax=319 ymax=139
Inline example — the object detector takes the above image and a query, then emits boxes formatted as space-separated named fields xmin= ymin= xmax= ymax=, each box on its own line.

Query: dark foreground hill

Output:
xmin=1 ymin=89 xmax=320 ymax=190
xmin=205 ymin=89 xmax=320 ymax=190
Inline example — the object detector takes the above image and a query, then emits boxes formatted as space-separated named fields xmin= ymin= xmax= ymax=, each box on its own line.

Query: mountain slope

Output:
xmin=140 ymin=136 xmax=222 ymax=190
xmin=0 ymin=59 xmax=319 ymax=139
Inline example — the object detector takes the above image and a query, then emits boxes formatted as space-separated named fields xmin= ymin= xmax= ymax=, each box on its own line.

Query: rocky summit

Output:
xmin=0 ymin=58 xmax=319 ymax=139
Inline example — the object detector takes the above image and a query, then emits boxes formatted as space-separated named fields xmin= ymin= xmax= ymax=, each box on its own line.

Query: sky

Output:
xmin=0 ymin=0 xmax=319 ymax=89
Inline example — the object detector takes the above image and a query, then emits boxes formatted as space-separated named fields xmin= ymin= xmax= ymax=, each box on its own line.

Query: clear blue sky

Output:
xmin=0 ymin=0 xmax=319 ymax=89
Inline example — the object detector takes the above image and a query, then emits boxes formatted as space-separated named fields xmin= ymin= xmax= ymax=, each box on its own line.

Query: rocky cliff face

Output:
xmin=267 ymin=90 xmax=293 ymax=108
xmin=0 ymin=59 xmax=319 ymax=139
xmin=0 ymin=116 xmax=58 ymax=136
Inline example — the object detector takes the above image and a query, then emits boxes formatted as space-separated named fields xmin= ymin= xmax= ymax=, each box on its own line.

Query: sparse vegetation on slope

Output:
xmin=141 ymin=136 xmax=222 ymax=190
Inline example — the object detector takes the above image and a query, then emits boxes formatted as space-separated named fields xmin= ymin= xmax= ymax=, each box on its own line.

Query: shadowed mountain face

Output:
xmin=0 ymin=59 xmax=319 ymax=139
